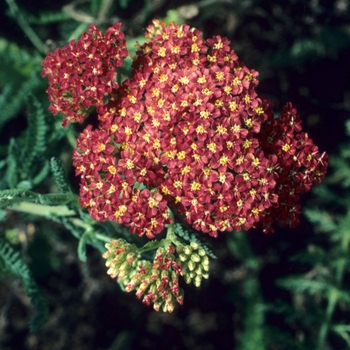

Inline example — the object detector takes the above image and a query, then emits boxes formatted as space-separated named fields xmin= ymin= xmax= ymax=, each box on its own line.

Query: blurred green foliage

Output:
xmin=0 ymin=0 xmax=350 ymax=349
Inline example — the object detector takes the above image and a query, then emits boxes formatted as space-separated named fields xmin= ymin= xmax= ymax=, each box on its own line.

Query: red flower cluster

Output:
xmin=257 ymin=103 xmax=328 ymax=232
xmin=44 ymin=21 xmax=328 ymax=237
xmin=42 ymin=23 xmax=127 ymax=127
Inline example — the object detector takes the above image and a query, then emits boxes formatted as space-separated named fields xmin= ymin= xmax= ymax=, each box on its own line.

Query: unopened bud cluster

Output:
xmin=102 ymin=239 xmax=139 ymax=282
xmin=103 ymin=240 xmax=184 ymax=312
xmin=177 ymin=242 xmax=210 ymax=287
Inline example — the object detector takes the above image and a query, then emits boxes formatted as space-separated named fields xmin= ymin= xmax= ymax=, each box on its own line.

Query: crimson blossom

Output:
xmin=42 ymin=23 xmax=128 ymax=127
xmin=43 ymin=21 xmax=328 ymax=238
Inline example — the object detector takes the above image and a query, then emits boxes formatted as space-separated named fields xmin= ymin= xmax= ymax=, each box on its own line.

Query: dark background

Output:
xmin=1 ymin=0 xmax=350 ymax=349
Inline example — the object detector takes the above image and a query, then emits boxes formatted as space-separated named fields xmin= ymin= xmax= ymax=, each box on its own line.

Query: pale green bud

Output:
xmin=191 ymin=253 xmax=201 ymax=263
xmin=202 ymin=264 xmax=210 ymax=272
xmin=190 ymin=241 xmax=199 ymax=250
xmin=198 ymin=248 xmax=206 ymax=257
xmin=179 ymin=253 xmax=187 ymax=262
xmin=195 ymin=266 xmax=202 ymax=275
xmin=119 ymin=261 xmax=130 ymax=271
xmin=117 ymin=270 xmax=128 ymax=279
xmin=184 ymin=274 xmax=192 ymax=284
xmin=126 ymin=253 xmax=136 ymax=264
xmin=187 ymin=260 xmax=195 ymax=271
xmin=176 ymin=244 xmax=184 ymax=253
xmin=106 ymin=267 xmax=117 ymax=278
xmin=184 ymin=245 xmax=192 ymax=255
xmin=194 ymin=275 xmax=202 ymax=287
xmin=201 ymin=256 xmax=210 ymax=266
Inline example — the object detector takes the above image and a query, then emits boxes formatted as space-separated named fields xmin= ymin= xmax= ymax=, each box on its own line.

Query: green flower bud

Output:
xmin=194 ymin=275 xmax=202 ymax=287
xmin=163 ymin=296 xmax=175 ymax=313
xmin=153 ymin=300 xmax=162 ymax=312
xmin=117 ymin=270 xmax=128 ymax=279
xmin=187 ymin=260 xmax=195 ymax=271
xmin=119 ymin=260 xmax=131 ymax=271
xmin=195 ymin=266 xmax=202 ymax=275
xmin=106 ymin=267 xmax=117 ymax=278
xmin=180 ymin=265 xmax=188 ymax=275
xmin=190 ymin=253 xmax=201 ymax=263
xmin=161 ymin=269 xmax=169 ymax=280
xmin=126 ymin=252 xmax=136 ymax=264
xmin=198 ymin=248 xmax=206 ymax=257
xmin=179 ymin=253 xmax=187 ymax=262
xmin=190 ymin=241 xmax=199 ymax=250
xmin=176 ymin=289 xmax=184 ymax=305
xmin=202 ymin=264 xmax=210 ymax=272
xmin=183 ymin=245 xmax=192 ymax=255
xmin=170 ymin=270 xmax=178 ymax=281
xmin=184 ymin=274 xmax=192 ymax=284
xmin=176 ymin=244 xmax=184 ymax=254
xmin=201 ymin=256 xmax=210 ymax=266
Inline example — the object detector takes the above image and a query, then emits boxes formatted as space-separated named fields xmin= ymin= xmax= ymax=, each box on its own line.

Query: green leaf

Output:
xmin=78 ymin=231 xmax=89 ymax=262
xmin=0 ymin=238 xmax=49 ymax=331
xmin=174 ymin=222 xmax=216 ymax=258
xmin=19 ymin=96 xmax=48 ymax=180
xmin=0 ymin=189 xmax=73 ymax=209
xmin=50 ymin=157 xmax=70 ymax=193
xmin=277 ymin=276 xmax=339 ymax=298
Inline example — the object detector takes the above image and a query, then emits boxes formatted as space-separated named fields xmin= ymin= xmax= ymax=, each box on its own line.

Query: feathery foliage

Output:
xmin=174 ymin=222 xmax=216 ymax=259
xmin=19 ymin=98 xmax=47 ymax=177
xmin=271 ymin=121 xmax=350 ymax=349
xmin=0 ymin=238 xmax=49 ymax=331
xmin=0 ymin=38 xmax=43 ymax=130
xmin=50 ymin=157 xmax=71 ymax=194
xmin=1 ymin=0 xmax=347 ymax=348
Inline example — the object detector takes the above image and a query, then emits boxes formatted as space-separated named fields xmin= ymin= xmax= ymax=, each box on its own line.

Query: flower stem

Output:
xmin=317 ymin=209 xmax=350 ymax=349
xmin=5 ymin=0 xmax=46 ymax=54
xmin=10 ymin=202 xmax=75 ymax=217
xmin=96 ymin=0 xmax=115 ymax=24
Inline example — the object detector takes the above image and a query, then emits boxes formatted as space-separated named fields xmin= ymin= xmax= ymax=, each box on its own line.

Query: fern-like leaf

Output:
xmin=0 ymin=189 xmax=73 ymax=209
xmin=49 ymin=214 xmax=84 ymax=240
xmin=0 ymin=72 xmax=42 ymax=132
xmin=19 ymin=96 xmax=47 ymax=180
xmin=3 ymin=138 xmax=19 ymax=189
xmin=174 ymin=222 xmax=216 ymax=258
xmin=0 ymin=238 xmax=49 ymax=331
xmin=50 ymin=157 xmax=70 ymax=193
xmin=25 ymin=10 xmax=71 ymax=24
xmin=277 ymin=276 xmax=334 ymax=296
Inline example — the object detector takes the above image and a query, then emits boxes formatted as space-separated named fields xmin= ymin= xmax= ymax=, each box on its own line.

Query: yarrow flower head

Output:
xmin=43 ymin=21 xmax=328 ymax=312
xmin=70 ymin=20 xmax=327 ymax=237
xmin=42 ymin=23 xmax=128 ymax=127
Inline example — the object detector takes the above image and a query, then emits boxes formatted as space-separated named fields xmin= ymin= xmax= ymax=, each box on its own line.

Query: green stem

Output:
xmin=10 ymin=202 xmax=75 ymax=217
xmin=165 ymin=208 xmax=182 ymax=247
xmin=10 ymin=201 xmax=113 ymax=247
xmin=318 ymin=288 xmax=338 ymax=349
xmin=137 ymin=209 xmax=182 ymax=254
xmin=137 ymin=240 xmax=169 ymax=254
xmin=68 ymin=22 xmax=90 ymax=41
xmin=95 ymin=233 xmax=112 ymax=243
xmin=229 ymin=232 xmax=265 ymax=350
xmin=317 ymin=210 xmax=350 ymax=349
xmin=5 ymin=0 xmax=46 ymax=54
xmin=97 ymin=0 xmax=115 ymax=24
